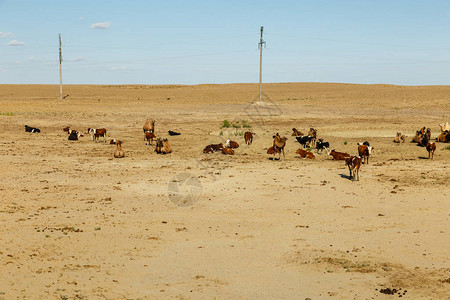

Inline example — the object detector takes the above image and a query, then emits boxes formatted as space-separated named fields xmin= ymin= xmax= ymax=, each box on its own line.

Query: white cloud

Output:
xmin=8 ymin=40 xmax=25 ymax=46
xmin=90 ymin=22 xmax=111 ymax=29
xmin=79 ymin=17 xmax=84 ymax=21
xmin=110 ymin=66 xmax=129 ymax=71
xmin=0 ymin=32 xmax=13 ymax=38
xmin=67 ymin=56 xmax=85 ymax=62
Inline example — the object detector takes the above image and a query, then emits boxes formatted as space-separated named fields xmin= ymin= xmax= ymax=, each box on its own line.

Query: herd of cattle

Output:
xmin=23 ymin=120 xmax=449 ymax=181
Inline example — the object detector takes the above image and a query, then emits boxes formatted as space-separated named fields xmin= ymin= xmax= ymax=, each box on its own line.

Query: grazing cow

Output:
xmin=436 ymin=130 xmax=450 ymax=143
xmin=68 ymin=131 xmax=80 ymax=141
xmin=345 ymin=156 xmax=361 ymax=181
xmin=439 ymin=122 xmax=450 ymax=132
xmin=203 ymin=143 xmax=223 ymax=153
xmin=155 ymin=138 xmax=172 ymax=154
xmin=393 ymin=132 xmax=406 ymax=143
xmin=143 ymin=119 xmax=155 ymax=133
xmin=308 ymin=128 xmax=317 ymax=147
xmin=296 ymin=148 xmax=315 ymax=159
xmin=25 ymin=125 xmax=40 ymax=133
xmin=273 ymin=133 xmax=288 ymax=159
xmin=244 ymin=131 xmax=254 ymax=145
xmin=168 ymin=130 xmax=181 ymax=136
xmin=358 ymin=145 xmax=373 ymax=164
xmin=114 ymin=141 xmax=125 ymax=158
xmin=426 ymin=141 xmax=436 ymax=159
xmin=296 ymin=135 xmax=313 ymax=148
xmin=222 ymin=147 xmax=234 ymax=155
xmin=316 ymin=139 xmax=330 ymax=153
xmin=88 ymin=128 xmax=107 ymax=142
xmin=226 ymin=140 xmax=239 ymax=149
xmin=291 ymin=128 xmax=303 ymax=136
xmin=329 ymin=150 xmax=350 ymax=161
xmin=145 ymin=131 xmax=157 ymax=145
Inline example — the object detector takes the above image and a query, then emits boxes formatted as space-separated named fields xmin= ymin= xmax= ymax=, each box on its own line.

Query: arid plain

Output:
xmin=0 ymin=83 xmax=449 ymax=299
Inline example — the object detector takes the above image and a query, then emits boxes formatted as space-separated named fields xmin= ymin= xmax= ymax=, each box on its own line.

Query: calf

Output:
xmin=329 ymin=149 xmax=350 ymax=161
xmin=358 ymin=145 xmax=373 ymax=164
xmin=296 ymin=135 xmax=313 ymax=148
xmin=88 ymin=128 xmax=107 ymax=142
xmin=203 ymin=143 xmax=223 ymax=153
xmin=244 ymin=131 xmax=254 ymax=145
xmin=145 ymin=131 xmax=157 ymax=145
xmin=222 ymin=147 xmax=234 ymax=155
xmin=226 ymin=140 xmax=239 ymax=149
xmin=296 ymin=148 xmax=315 ymax=159
xmin=25 ymin=125 xmax=40 ymax=133
xmin=426 ymin=141 xmax=436 ymax=159
xmin=316 ymin=139 xmax=330 ymax=153
xmin=345 ymin=156 xmax=361 ymax=181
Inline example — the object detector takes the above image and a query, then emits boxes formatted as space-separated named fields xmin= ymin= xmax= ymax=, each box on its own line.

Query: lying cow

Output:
xmin=393 ymin=132 xmax=406 ymax=143
xmin=203 ymin=143 xmax=223 ymax=153
xmin=329 ymin=150 xmax=350 ymax=160
xmin=25 ymin=125 xmax=40 ymax=133
xmin=68 ymin=130 xmax=82 ymax=141
xmin=436 ymin=130 xmax=450 ymax=143
xmin=114 ymin=141 xmax=125 ymax=158
xmin=358 ymin=144 xmax=373 ymax=164
xmin=345 ymin=156 xmax=361 ymax=181
xmin=226 ymin=140 xmax=239 ymax=149
xmin=222 ymin=147 xmax=235 ymax=155
xmin=296 ymin=148 xmax=315 ymax=159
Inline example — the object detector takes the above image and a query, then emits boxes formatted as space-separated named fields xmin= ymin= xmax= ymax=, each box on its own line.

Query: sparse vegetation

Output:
xmin=0 ymin=112 xmax=14 ymax=116
xmin=444 ymin=145 xmax=450 ymax=151
xmin=221 ymin=120 xmax=231 ymax=128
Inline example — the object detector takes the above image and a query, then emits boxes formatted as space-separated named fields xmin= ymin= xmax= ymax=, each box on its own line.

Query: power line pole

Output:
xmin=59 ymin=33 xmax=63 ymax=100
xmin=258 ymin=26 xmax=265 ymax=103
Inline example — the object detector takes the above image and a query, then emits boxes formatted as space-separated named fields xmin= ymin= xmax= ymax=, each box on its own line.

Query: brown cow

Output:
xmin=203 ymin=143 xmax=223 ymax=153
xmin=244 ymin=132 xmax=254 ymax=145
xmin=114 ymin=141 xmax=125 ymax=158
xmin=426 ymin=141 xmax=436 ymax=159
xmin=345 ymin=156 xmax=361 ymax=181
xmin=155 ymin=138 xmax=172 ymax=154
xmin=358 ymin=145 xmax=373 ymax=164
xmin=145 ymin=131 xmax=157 ymax=145
xmin=296 ymin=148 xmax=315 ymax=159
xmin=222 ymin=147 xmax=234 ymax=155
xmin=273 ymin=133 xmax=287 ymax=159
xmin=88 ymin=128 xmax=107 ymax=142
xmin=329 ymin=150 xmax=350 ymax=161
xmin=226 ymin=140 xmax=239 ymax=149
xmin=291 ymin=128 xmax=303 ymax=136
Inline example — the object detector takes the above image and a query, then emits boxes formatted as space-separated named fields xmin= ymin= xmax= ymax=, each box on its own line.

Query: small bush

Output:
xmin=344 ymin=141 xmax=348 ymax=145
xmin=221 ymin=120 xmax=231 ymax=128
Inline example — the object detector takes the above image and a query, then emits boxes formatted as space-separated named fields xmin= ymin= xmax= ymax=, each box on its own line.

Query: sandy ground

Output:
xmin=0 ymin=83 xmax=449 ymax=299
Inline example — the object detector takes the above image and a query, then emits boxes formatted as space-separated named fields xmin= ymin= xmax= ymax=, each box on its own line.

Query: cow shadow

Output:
xmin=418 ymin=156 xmax=429 ymax=160
xmin=268 ymin=157 xmax=281 ymax=161
xmin=339 ymin=173 xmax=352 ymax=180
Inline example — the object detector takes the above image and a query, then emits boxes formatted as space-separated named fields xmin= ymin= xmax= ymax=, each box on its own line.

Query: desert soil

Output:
xmin=0 ymin=83 xmax=449 ymax=299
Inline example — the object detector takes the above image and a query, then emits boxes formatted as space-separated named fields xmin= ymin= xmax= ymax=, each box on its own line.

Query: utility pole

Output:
xmin=258 ymin=26 xmax=265 ymax=103
xmin=59 ymin=33 xmax=62 ymax=100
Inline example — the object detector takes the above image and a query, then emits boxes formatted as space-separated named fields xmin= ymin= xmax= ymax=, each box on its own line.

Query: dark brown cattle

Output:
xmin=329 ymin=150 xmax=350 ymax=161
xmin=203 ymin=143 xmax=223 ymax=153
xmin=226 ymin=140 xmax=239 ymax=149
xmin=345 ymin=156 xmax=361 ymax=181
xmin=426 ymin=141 xmax=436 ymax=159
xmin=244 ymin=132 xmax=254 ymax=145
xmin=63 ymin=126 xmax=70 ymax=133
xmin=222 ymin=147 xmax=234 ymax=155
xmin=145 ymin=131 xmax=157 ymax=145
xmin=296 ymin=148 xmax=315 ymax=159
xmin=436 ymin=130 xmax=450 ymax=143
xmin=357 ymin=145 xmax=373 ymax=164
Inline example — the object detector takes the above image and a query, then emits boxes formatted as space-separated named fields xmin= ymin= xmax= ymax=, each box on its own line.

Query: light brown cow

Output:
xmin=226 ymin=140 xmax=239 ymax=149
xmin=273 ymin=133 xmax=287 ymax=159
xmin=329 ymin=150 xmax=350 ymax=161
xmin=393 ymin=132 xmax=406 ymax=143
xmin=436 ymin=130 xmax=450 ymax=143
xmin=145 ymin=131 xmax=157 ymax=145
xmin=222 ymin=147 xmax=234 ymax=155
xmin=143 ymin=119 xmax=155 ymax=133
xmin=439 ymin=122 xmax=449 ymax=132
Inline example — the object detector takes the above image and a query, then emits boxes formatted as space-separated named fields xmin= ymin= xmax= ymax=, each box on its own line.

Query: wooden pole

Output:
xmin=258 ymin=26 xmax=264 ymax=103
xmin=59 ymin=33 xmax=62 ymax=100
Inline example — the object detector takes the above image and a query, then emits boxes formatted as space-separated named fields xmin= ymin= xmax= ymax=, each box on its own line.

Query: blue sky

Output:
xmin=1 ymin=0 xmax=450 ymax=85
